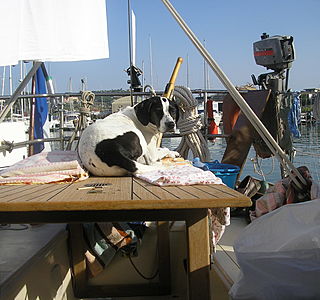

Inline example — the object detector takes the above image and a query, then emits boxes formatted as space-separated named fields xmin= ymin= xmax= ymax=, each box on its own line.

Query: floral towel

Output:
xmin=135 ymin=164 xmax=223 ymax=186
xmin=0 ymin=150 xmax=88 ymax=184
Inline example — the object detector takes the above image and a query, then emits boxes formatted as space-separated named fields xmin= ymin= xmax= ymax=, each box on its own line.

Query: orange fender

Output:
xmin=222 ymin=98 xmax=241 ymax=135
xmin=208 ymin=120 xmax=218 ymax=135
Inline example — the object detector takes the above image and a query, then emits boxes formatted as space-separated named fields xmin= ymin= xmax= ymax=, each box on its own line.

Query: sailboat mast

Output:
xmin=127 ymin=0 xmax=134 ymax=106
xmin=149 ymin=35 xmax=154 ymax=88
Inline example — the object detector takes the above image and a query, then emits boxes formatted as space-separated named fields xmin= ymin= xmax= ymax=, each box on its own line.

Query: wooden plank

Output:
xmin=0 ymin=184 xmax=68 ymax=203
xmin=68 ymin=224 xmax=87 ymax=297
xmin=186 ymin=209 xmax=211 ymax=300
xmin=162 ymin=186 xmax=200 ymax=199
xmin=132 ymin=178 xmax=161 ymax=200
xmin=52 ymin=177 xmax=132 ymax=202
xmin=133 ymin=178 xmax=180 ymax=200
xmin=196 ymin=184 xmax=244 ymax=198
xmin=177 ymin=185 xmax=219 ymax=199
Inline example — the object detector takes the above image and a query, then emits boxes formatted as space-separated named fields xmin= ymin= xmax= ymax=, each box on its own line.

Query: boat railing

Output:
xmin=0 ymin=89 xmax=230 ymax=154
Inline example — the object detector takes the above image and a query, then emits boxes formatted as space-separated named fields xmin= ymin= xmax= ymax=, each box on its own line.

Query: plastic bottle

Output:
xmin=192 ymin=157 xmax=209 ymax=171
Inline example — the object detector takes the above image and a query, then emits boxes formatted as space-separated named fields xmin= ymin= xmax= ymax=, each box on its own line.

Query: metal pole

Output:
xmin=28 ymin=69 xmax=36 ymax=157
xmin=149 ymin=35 xmax=154 ymax=88
xmin=127 ymin=0 xmax=134 ymax=106
xmin=0 ymin=61 xmax=42 ymax=123
xmin=161 ymin=0 xmax=306 ymax=187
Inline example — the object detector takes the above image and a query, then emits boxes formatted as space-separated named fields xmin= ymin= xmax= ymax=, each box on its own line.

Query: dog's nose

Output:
xmin=166 ymin=121 xmax=175 ymax=130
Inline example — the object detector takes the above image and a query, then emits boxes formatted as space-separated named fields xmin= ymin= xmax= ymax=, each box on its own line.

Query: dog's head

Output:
xmin=135 ymin=96 xmax=179 ymax=133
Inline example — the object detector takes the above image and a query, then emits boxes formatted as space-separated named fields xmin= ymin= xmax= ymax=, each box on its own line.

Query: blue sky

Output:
xmin=6 ymin=0 xmax=320 ymax=93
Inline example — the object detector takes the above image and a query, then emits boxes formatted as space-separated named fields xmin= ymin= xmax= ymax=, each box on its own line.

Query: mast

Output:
xmin=1 ymin=66 xmax=5 ymax=96
xmin=149 ymin=35 xmax=154 ymax=88
xmin=127 ymin=0 xmax=134 ymax=106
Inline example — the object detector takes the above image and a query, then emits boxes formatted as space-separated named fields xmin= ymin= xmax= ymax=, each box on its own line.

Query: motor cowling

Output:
xmin=253 ymin=33 xmax=295 ymax=72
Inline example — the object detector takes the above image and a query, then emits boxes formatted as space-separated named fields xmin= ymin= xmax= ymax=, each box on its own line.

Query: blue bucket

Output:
xmin=204 ymin=160 xmax=240 ymax=189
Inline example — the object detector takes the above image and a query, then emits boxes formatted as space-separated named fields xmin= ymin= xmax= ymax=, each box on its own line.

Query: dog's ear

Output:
xmin=169 ymin=100 xmax=180 ymax=123
xmin=134 ymin=98 xmax=154 ymax=126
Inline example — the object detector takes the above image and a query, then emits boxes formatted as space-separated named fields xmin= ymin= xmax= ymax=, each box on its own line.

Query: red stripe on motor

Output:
xmin=254 ymin=50 xmax=274 ymax=56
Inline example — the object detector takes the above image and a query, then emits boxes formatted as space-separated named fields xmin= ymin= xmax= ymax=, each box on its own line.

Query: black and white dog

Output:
xmin=78 ymin=96 xmax=180 ymax=176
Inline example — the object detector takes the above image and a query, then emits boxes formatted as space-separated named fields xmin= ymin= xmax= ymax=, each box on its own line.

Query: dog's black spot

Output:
xmin=95 ymin=131 xmax=143 ymax=173
xmin=135 ymin=96 xmax=164 ymax=127
xmin=169 ymin=100 xmax=179 ymax=123
xmin=134 ymin=96 xmax=179 ymax=130
xmin=149 ymin=101 xmax=164 ymax=128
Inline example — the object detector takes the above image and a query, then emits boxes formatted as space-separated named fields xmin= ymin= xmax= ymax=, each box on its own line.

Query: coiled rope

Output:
xmin=173 ymin=86 xmax=210 ymax=161
xmin=66 ymin=91 xmax=95 ymax=150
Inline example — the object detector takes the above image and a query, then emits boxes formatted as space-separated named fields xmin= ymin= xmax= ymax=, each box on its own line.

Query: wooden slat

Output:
xmin=0 ymin=184 xmax=70 ymax=204
xmin=133 ymin=178 xmax=180 ymax=200
xmin=175 ymin=185 xmax=219 ymax=199
xmin=196 ymin=184 xmax=243 ymax=198
xmin=162 ymin=185 xmax=200 ymax=199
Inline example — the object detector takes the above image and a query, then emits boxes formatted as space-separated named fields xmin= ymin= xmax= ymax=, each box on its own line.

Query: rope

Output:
xmin=66 ymin=91 xmax=95 ymax=150
xmin=250 ymin=154 xmax=275 ymax=180
xmin=144 ymin=84 xmax=157 ymax=97
xmin=173 ymin=86 xmax=210 ymax=161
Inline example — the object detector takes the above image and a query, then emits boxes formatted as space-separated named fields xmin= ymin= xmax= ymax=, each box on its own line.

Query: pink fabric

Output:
xmin=0 ymin=151 xmax=88 ymax=184
xmin=135 ymin=165 xmax=223 ymax=186
xmin=251 ymin=167 xmax=320 ymax=220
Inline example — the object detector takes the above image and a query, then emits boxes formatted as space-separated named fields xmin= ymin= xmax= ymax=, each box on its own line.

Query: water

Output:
xmin=50 ymin=124 xmax=320 ymax=185
xmin=163 ymin=124 xmax=320 ymax=184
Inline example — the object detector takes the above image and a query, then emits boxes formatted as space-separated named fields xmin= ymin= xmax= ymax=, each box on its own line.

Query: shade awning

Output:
xmin=0 ymin=0 xmax=109 ymax=66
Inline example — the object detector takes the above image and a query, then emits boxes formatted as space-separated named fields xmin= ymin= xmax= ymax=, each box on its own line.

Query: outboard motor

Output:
xmin=253 ymin=33 xmax=295 ymax=72
xmin=252 ymin=33 xmax=296 ymax=177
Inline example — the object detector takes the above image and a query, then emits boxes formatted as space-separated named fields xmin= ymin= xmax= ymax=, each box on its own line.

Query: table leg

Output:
xmin=68 ymin=223 xmax=87 ymax=297
xmin=186 ymin=209 xmax=211 ymax=300
xmin=157 ymin=221 xmax=171 ymax=294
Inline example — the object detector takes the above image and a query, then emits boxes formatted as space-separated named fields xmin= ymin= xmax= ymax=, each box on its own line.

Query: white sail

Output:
xmin=0 ymin=0 xmax=109 ymax=66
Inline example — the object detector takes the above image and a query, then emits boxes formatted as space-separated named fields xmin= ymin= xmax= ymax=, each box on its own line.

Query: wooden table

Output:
xmin=0 ymin=176 xmax=251 ymax=300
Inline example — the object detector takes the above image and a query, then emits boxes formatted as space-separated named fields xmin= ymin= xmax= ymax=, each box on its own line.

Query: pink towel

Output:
xmin=0 ymin=150 xmax=88 ymax=184
xmin=135 ymin=164 xmax=223 ymax=186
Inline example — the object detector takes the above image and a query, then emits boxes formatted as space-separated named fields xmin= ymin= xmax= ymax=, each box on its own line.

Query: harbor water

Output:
xmin=51 ymin=123 xmax=320 ymax=185
xmin=163 ymin=123 xmax=320 ymax=185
